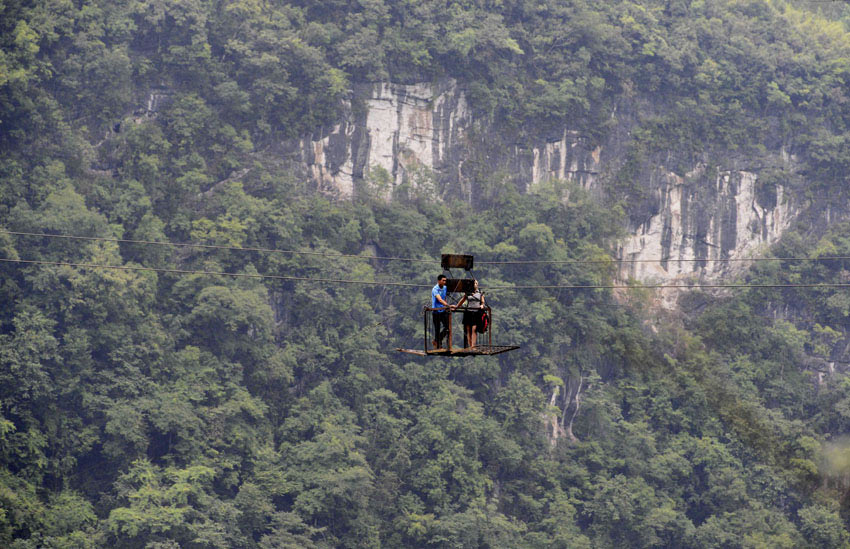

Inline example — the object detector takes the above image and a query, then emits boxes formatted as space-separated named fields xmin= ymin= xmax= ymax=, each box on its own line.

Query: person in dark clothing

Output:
xmin=431 ymin=274 xmax=452 ymax=349
xmin=456 ymin=280 xmax=485 ymax=348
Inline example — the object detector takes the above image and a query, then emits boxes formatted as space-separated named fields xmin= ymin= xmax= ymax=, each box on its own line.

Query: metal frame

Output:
xmin=397 ymin=304 xmax=519 ymax=357
xmin=397 ymin=253 xmax=518 ymax=357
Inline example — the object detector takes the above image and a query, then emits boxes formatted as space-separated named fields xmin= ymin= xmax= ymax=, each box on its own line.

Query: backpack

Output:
xmin=478 ymin=310 xmax=489 ymax=334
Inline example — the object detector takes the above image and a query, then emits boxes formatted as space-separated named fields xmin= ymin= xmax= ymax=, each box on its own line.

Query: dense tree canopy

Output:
xmin=5 ymin=0 xmax=850 ymax=547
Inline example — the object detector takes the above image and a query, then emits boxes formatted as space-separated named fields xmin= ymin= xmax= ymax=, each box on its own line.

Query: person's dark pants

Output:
xmin=433 ymin=311 xmax=449 ymax=348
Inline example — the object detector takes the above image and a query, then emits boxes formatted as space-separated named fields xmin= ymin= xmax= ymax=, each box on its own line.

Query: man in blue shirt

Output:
xmin=431 ymin=274 xmax=452 ymax=349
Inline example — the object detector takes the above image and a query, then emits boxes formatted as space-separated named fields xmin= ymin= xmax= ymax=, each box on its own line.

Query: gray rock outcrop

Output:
xmin=284 ymin=79 xmax=799 ymax=285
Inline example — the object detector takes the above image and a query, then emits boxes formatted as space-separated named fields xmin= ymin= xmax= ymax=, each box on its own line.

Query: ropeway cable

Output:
xmin=0 ymin=258 xmax=430 ymax=287
xmin=6 ymin=229 xmax=850 ymax=266
xmin=4 ymin=257 xmax=850 ymax=291
xmin=1 ymin=230 xmax=435 ymax=263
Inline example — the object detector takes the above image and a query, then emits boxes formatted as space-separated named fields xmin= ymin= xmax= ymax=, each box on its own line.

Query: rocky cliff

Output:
xmin=285 ymin=80 xmax=471 ymax=198
xmin=285 ymin=79 xmax=797 ymax=284
xmin=618 ymin=167 xmax=795 ymax=282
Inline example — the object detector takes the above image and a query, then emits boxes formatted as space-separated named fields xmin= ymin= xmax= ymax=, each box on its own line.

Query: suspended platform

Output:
xmin=397 ymin=344 xmax=520 ymax=357
xmin=396 ymin=302 xmax=519 ymax=358
xmin=396 ymin=255 xmax=519 ymax=358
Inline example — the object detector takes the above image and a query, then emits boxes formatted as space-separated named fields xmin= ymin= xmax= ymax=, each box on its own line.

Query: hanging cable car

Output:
xmin=396 ymin=254 xmax=520 ymax=357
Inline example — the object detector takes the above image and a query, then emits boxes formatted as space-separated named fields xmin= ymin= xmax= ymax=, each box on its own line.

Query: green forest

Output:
xmin=6 ymin=0 xmax=850 ymax=547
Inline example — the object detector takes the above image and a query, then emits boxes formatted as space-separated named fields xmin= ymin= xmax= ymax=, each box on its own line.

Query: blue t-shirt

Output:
xmin=431 ymin=284 xmax=447 ymax=310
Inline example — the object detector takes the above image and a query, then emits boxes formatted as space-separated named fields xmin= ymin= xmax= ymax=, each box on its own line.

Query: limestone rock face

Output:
xmin=529 ymin=130 xmax=602 ymax=191
xmin=290 ymin=80 xmax=605 ymax=200
xmin=292 ymin=80 xmax=471 ymax=198
xmin=288 ymin=79 xmax=798 ymax=285
xmin=617 ymin=168 xmax=794 ymax=283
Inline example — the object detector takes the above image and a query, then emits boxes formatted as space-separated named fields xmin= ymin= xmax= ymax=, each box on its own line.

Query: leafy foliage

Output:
xmin=5 ymin=0 xmax=850 ymax=547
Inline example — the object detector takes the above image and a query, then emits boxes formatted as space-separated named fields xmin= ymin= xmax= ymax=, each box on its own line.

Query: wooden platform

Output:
xmin=396 ymin=345 xmax=520 ymax=357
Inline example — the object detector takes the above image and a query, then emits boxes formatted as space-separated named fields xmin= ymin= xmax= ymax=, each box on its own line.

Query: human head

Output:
xmin=473 ymin=280 xmax=479 ymax=292
xmin=437 ymin=274 xmax=447 ymax=287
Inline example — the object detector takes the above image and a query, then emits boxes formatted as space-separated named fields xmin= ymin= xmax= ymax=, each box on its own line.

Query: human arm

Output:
xmin=433 ymin=288 xmax=450 ymax=309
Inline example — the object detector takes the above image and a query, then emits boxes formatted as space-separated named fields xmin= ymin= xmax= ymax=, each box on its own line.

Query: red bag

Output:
xmin=477 ymin=310 xmax=489 ymax=334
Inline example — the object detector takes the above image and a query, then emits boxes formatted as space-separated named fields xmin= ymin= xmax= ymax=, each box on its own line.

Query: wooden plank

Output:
xmin=396 ymin=345 xmax=519 ymax=357
xmin=441 ymin=254 xmax=473 ymax=270
xmin=445 ymin=278 xmax=475 ymax=294
xmin=396 ymin=348 xmax=427 ymax=356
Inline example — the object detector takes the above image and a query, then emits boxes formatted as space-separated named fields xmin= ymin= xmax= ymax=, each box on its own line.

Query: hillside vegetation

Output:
xmin=5 ymin=0 xmax=850 ymax=547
